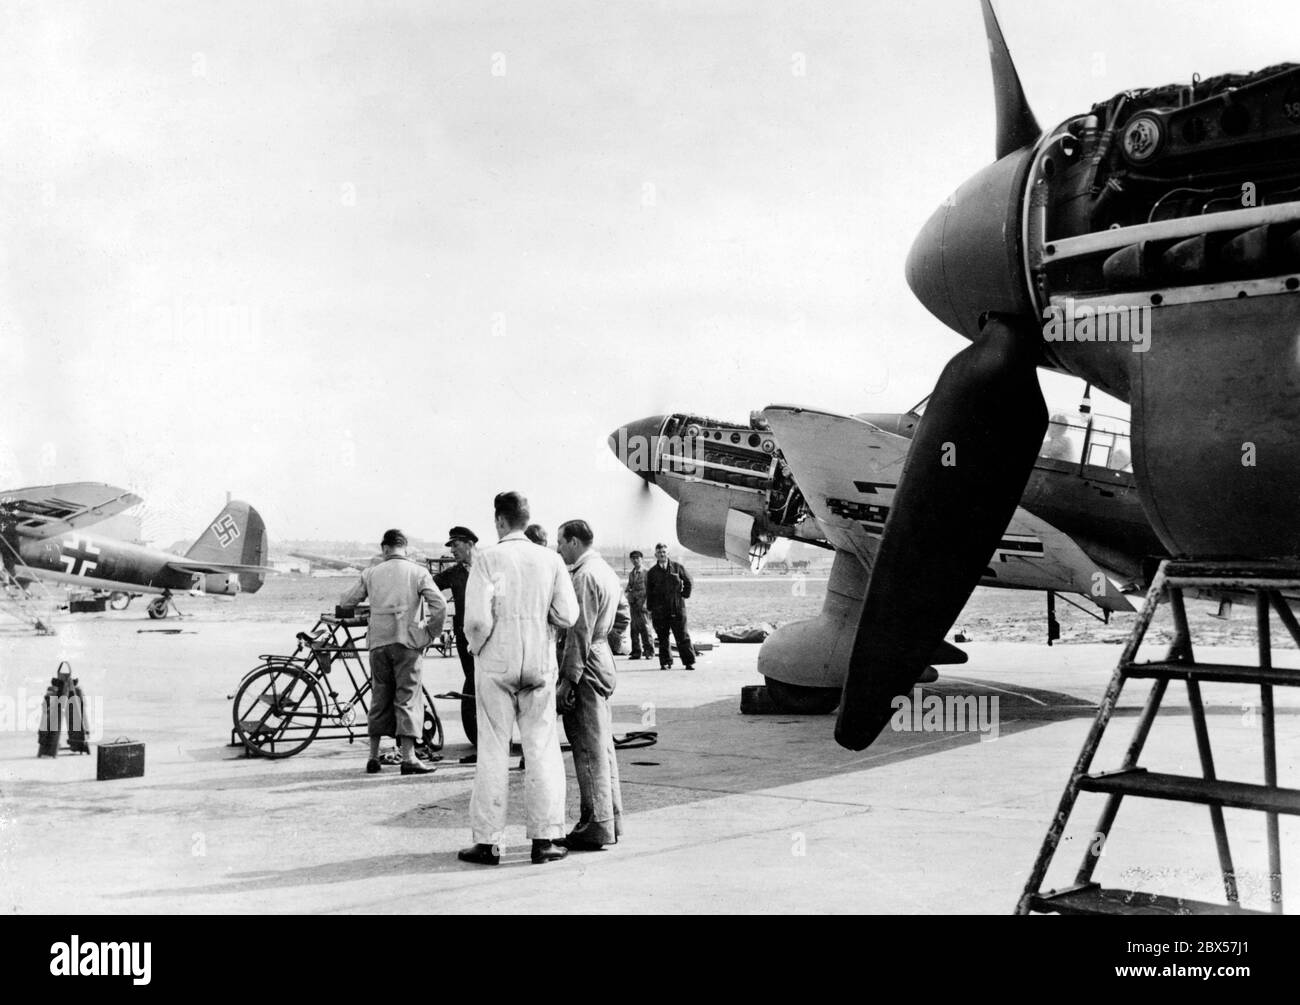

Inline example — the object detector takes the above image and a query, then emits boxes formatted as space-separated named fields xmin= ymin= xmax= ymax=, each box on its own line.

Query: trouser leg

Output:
xmin=562 ymin=700 xmax=591 ymax=829
xmin=629 ymin=604 xmax=648 ymax=656
xmin=565 ymin=680 xmax=616 ymax=845
xmin=456 ymin=636 xmax=477 ymax=746
xmin=671 ymin=612 xmax=695 ymax=667
xmin=469 ymin=667 xmax=517 ymax=845
xmin=606 ymin=696 xmax=623 ymax=839
xmin=516 ymin=673 xmax=565 ymax=840
xmin=638 ymin=609 xmax=654 ymax=656
xmin=390 ymin=645 xmax=423 ymax=738
xmin=455 ymin=635 xmax=475 ymax=694
xmin=651 ymin=612 xmax=672 ymax=666
xmin=367 ymin=646 xmax=398 ymax=738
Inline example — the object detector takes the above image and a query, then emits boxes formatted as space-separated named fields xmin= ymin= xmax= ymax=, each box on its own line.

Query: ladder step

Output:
xmin=1080 ymin=768 xmax=1300 ymax=815
xmin=1164 ymin=560 xmax=1300 ymax=589
xmin=1124 ymin=660 xmax=1300 ymax=687
xmin=1030 ymin=883 xmax=1267 ymax=916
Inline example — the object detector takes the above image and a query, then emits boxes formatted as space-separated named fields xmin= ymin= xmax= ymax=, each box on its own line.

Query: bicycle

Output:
xmin=230 ymin=614 xmax=443 ymax=759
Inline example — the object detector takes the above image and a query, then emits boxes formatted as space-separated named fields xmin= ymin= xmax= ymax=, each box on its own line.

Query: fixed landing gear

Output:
xmin=146 ymin=593 xmax=184 ymax=620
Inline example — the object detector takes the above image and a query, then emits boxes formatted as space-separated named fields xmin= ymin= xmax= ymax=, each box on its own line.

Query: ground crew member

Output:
xmin=645 ymin=542 xmax=695 ymax=670
xmin=556 ymin=519 xmax=624 ymax=850
xmin=625 ymin=550 xmax=654 ymax=659
xmin=435 ymin=526 xmax=479 ymax=746
xmin=459 ymin=492 xmax=578 ymax=866
xmin=340 ymin=529 xmax=446 ymax=775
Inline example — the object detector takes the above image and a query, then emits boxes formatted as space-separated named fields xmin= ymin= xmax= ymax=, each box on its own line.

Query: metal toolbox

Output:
xmin=96 ymin=739 xmax=145 ymax=780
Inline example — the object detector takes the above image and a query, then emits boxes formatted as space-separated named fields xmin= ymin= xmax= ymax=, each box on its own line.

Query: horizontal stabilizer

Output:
xmin=165 ymin=559 xmax=278 ymax=576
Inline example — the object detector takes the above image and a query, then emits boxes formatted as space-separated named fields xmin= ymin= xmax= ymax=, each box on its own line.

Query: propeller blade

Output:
xmin=835 ymin=315 xmax=1047 ymax=750
xmin=980 ymin=0 xmax=1040 ymax=159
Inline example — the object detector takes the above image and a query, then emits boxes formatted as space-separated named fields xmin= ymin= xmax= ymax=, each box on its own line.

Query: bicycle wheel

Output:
xmin=232 ymin=664 xmax=325 ymax=758
xmin=420 ymin=687 xmax=444 ymax=753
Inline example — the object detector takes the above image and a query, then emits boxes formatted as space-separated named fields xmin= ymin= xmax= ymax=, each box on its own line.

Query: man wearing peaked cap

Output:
xmin=435 ymin=526 xmax=480 ymax=746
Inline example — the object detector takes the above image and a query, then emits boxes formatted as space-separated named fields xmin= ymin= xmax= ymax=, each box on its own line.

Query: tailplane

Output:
xmin=186 ymin=500 xmax=269 ymax=593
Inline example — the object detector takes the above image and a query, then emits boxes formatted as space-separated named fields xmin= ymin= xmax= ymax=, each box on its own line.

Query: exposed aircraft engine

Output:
xmin=612 ymin=411 xmax=820 ymax=562
xmin=1024 ymin=62 xmax=1300 ymax=557
xmin=1038 ymin=63 xmax=1300 ymax=274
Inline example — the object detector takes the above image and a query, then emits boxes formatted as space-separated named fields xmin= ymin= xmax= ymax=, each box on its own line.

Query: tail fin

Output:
xmin=186 ymin=500 xmax=269 ymax=593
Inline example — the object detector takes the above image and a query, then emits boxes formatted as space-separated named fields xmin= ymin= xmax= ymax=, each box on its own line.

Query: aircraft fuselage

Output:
xmin=9 ymin=533 xmax=240 ymax=597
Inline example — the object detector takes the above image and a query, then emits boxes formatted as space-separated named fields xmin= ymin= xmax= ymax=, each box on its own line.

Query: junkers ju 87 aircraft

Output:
xmin=0 ymin=483 xmax=272 ymax=622
xmin=611 ymin=398 xmax=1166 ymax=712
xmin=836 ymin=1 xmax=1300 ymax=749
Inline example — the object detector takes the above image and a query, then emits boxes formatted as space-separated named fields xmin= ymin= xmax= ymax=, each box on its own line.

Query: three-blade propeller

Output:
xmin=979 ymin=0 xmax=1040 ymax=160
xmin=835 ymin=1 xmax=1047 ymax=750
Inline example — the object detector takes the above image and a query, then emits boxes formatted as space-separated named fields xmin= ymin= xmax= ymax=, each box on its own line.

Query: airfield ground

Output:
xmin=1 ymin=579 xmax=1297 ymax=914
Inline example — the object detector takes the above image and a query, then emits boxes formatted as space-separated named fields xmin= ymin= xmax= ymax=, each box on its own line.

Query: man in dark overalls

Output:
xmin=435 ymin=526 xmax=479 ymax=745
xmin=645 ymin=543 xmax=695 ymax=670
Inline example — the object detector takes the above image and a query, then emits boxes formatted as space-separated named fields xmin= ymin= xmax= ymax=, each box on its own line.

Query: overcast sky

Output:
xmin=3 ymin=0 xmax=1296 ymax=550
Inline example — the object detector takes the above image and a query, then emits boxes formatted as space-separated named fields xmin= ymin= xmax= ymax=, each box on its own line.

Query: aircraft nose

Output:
xmin=905 ymin=150 xmax=1036 ymax=342
xmin=608 ymin=414 xmax=666 ymax=482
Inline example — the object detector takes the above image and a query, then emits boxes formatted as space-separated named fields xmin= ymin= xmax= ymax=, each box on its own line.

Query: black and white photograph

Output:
xmin=1 ymin=0 xmax=1297 ymax=963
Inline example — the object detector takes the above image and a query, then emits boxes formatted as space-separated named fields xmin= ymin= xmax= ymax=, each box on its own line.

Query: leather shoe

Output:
xmin=400 ymin=760 xmax=436 ymax=775
xmin=365 ymin=758 xmax=381 ymax=774
xmin=458 ymin=843 xmax=500 ymax=866
xmin=560 ymin=833 xmax=607 ymax=852
xmin=531 ymin=839 xmax=568 ymax=864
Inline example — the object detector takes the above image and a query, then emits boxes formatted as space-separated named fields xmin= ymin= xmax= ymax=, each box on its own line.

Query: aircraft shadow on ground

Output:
xmin=598 ymin=675 xmax=1294 ymax=800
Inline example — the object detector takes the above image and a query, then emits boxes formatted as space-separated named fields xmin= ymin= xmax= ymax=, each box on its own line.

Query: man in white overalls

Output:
xmin=460 ymin=492 xmax=578 ymax=865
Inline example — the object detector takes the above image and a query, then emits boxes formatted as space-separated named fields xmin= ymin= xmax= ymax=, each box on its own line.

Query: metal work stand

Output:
xmin=0 ymin=568 xmax=57 ymax=634
xmin=1017 ymin=560 xmax=1299 ymax=915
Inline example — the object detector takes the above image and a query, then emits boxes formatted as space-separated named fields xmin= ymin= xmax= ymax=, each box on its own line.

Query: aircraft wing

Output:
xmin=763 ymin=404 xmax=1136 ymax=614
xmin=0 ymin=483 xmax=143 ymax=539
xmin=993 ymin=509 xmax=1136 ymax=613
xmin=760 ymin=405 xmax=909 ymax=571
xmin=288 ymin=550 xmax=376 ymax=570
